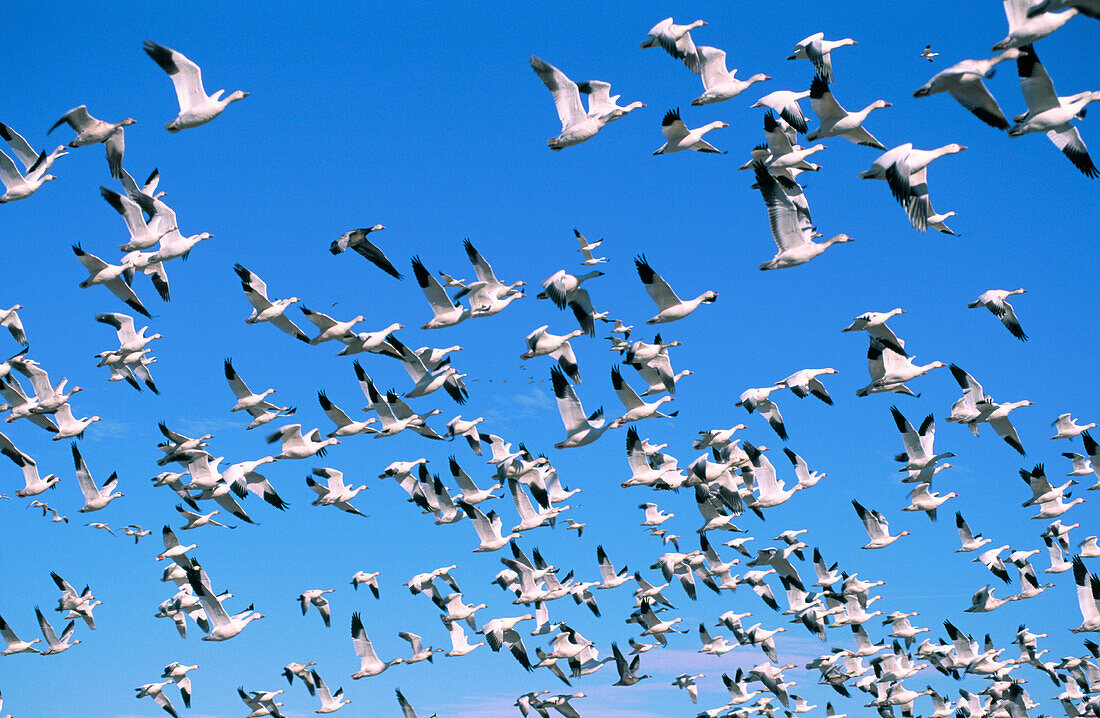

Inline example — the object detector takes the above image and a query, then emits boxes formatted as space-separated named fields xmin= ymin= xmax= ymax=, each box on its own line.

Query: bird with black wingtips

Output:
xmin=330 ymin=225 xmax=402 ymax=278
xmin=653 ymin=108 xmax=728 ymax=154
xmin=47 ymin=105 xmax=134 ymax=178
xmin=143 ymin=40 xmax=249 ymax=132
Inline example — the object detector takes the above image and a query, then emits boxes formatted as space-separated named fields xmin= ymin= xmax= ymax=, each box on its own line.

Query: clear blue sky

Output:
xmin=1 ymin=1 xmax=1098 ymax=716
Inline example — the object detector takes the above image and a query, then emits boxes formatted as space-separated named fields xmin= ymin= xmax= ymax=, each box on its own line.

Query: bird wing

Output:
xmin=634 ymin=256 xmax=681 ymax=311
xmin=945 ymin=78 xmax=1009 ymax=129
xmin=697 ymin=46 xmax=732 ymax=92
xmin=550 ymin=366 xmax=586 ymax=433
xmin=336 ymin=229 xmax=402 ymax=278
xmin=0 ymin=148 xmax=26 ymax=190
xmin=143 ymin=41 xmax=208 ymax=111
xmin=1017 ymin=45 xmax=1059 ymax=114
xmin=809 ymin=75 xmax=847 ymax=123
xmin=0 ymin=122 xmax=39 ymax=169
xmin=660 ymin=108 xmax=690 ymax=141
xmin=530 ymin=56 xmax=586 ymax=129
xmin=411 ymin=257 xmax=459 ymax=317
xmin=71 ymin=444 xmax=101 ymax=502
xmin=753 ymin=163 xmax=809 ymax=251
xmin=49 ymin=105 xmax=93 ymax=133
xmin=1046 ymin=125 xmax=1097 ymax=178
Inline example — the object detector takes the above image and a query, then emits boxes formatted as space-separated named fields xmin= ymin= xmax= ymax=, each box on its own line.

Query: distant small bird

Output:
xmin=921 ymin=45 xmax=939 ymax=62
xmin=967 ymin=288 xmax=1028 ymax=341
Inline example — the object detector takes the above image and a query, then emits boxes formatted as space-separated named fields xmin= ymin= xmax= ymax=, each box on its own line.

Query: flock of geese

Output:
xmin=0 ymin=4 xmax=1097 ymax=718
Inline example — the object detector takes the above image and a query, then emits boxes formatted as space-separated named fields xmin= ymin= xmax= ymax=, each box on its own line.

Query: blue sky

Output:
xmin=1 ymin=1 xmax=1098 ymax=716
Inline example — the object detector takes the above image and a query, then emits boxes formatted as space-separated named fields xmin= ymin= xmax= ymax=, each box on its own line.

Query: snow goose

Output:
xmin=309 ymin=671 xmax=350 ymax=713
xmin=282 ymin=662 xmax=317 ymax=695
xmin=445 ymin=416 xmax=484 ymax=455
xmin=787 ymin=33 xmax=857 ymax=83
xmin=330 ymin=225 xmax=401 ymax=278
xmin=224 ymin=358 xmax=293 ymax=421
xmin=238 ymin=688 xmax=284 ymax=717
xmin=912 ymin=49 xmax=1020 ymax=129
xmin=224 ymin=456 xmax=285 ymax=510
xmin=0 ymin=614 xmax=40 ymax=655
xmin=1064 ymin=451 xmax=1097 ymax=479
xmin=776 ymin=367 xmax=838 ymax=404
xmin=652 ymin=108 xmax=728 ymax=154
xmin=994 ymin=0 xmax=1080 ymax=50
xmin=233 ymin=264 xmax=309 ymax=342
xmin=386 ymin=334 xmax=468 ymax=404
xmin=186 ymin=568 xmax=264 ymax=641
xmin=1054 ymin=414 xmax=1096 ymax=440
xmin=641 ymin=18 xmax=706 ymax=72
xmin=72 ymin=244 xmax=152 ymax=318
xmin=8 ymin=356 xmax=80 ymax=414
xmin=550 ymin=366 xmax=612 ymax=448
xmin=267 ymin=424 xmax=339 ymax=460
xmin=448 ymin=456 xmax=501 ymax=504
xmin=444 ymin=621 xmax=484 ymax=656
xmin=753 ymin=90 xmax=811 ymax=133
xmin=869 ymin=343 xmax=945 ymax=391
xmin=72 ymin=444 xmax=121 ymax=512
xmin=852 ymin=500 xmax=910 ymax=549
xmin=968 ymin=288 xmax=1028 ymax=340
xmin=609 ymin=367 xmax=676 ymax=426
xmin=47 ymin=105 xmax=134 ymax=178
xmin=456 ymin=500 xmax=521 ymax=551
xmin=842 ymin=308 xmax=907 ymax=354
xmin=135 ymin=680 xmax=179 ymax=717
xmin=1010 ymin=45 xmax=1099 ymax=177
xmin=529 ymin=56 xmax=614 ymax=150
xmin=902 ymin=483 xmax=958 ymax=521
xmin=521 ymin=326 xmax=583 ymax=383
xmin=744 ymin=442 xmax=804 ymax=509
xmin=736 ymin=385 xmax=787 ymax=439
xmin=0 ymin=121 xmax=67 ymax=178
xmin=634 ymin=255 xmax=717 ymax=323
xmin=691 ymin=46 xmax=770 ymax=105
xmin=1072 ymin=558 xmax=1100 ymax=631
xmin=0 ymin=431 xmax=57 ymax=496
xmin=143 ymin=41 xmax=249 ymax=131
xmin=315 ymin=391 xmax=376 ymax=438
xmin=300 ymin=307 xmax=365 ymax=345
xmin=751 ymin=162 xmax=852 ymax=270
xmin=858 ymin=143 xmax=966 ymax=231
xmin=1029 ymin=0 xmax=1100 ymax=17
xmin=595 ymin=545 xmax=631 ymax=589
xmin=477 ymin=614 xmax=535 ymax=669
xmin=570 ymin=228 xmax=607 ymax=267
xmin=0 ymin=147 xmax=57 ymax=203
xmin=100 ymin=187 xmax=160 ymax=251
xmin=538 ymin=268 xmax=603 ymax=335
xmin=298 ymin=589 xmax=334 ymax=627
xmin=578 ymin=81 xmax=644 ymax=123
xmin=807 ymin=76 xmax=890 ymax=149
xmin=458 ymin=238 xmax=525 ymax=300
xmin=0 ymin=307 xmax=25 ymax=346
xmin=411 ymin=256 xmax=471 ymax=329
xmin=306 ymin=468 xmax=367 ymax=517
xmin=35 ymin=606 xmax=80 ymax=655
xmin=891 ymin=406 xmax=955 ymax=472
xmin=160 ymin=663 xmax=197 ymax=709
xmin=176 ymin=504 xmax=235 ymax=530
xmin=132 ymin=194 xmax=212 ymax=264
xmin=350 ymin=571 xmax=380 ymax=597
xmin=96 ymin=312 xmax=161 ymax=357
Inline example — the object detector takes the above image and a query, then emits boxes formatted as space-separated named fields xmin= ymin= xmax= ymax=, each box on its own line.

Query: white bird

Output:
xmin=47 ymin=105 xmax=134 ymax=178
xmin=411 ymin=256 xmax=471 ymax=329
xmin=521 ymin=326 xmax=583 ymax=383
xmin=550 ymin=366 xmax=612 ymax=449
xmin=72 ymin=244 xmax=152 ymax=318
xmin=744 ymin=442 xmax=804 ymax=509
xmin=968 ymin=289 xmax=1028 ymax=340
xmin=444 ymin=415 xmax=485 ymax=455
xmin=317 ymin=391 xmax=377 ymax=438
xmin=994 ymin=0 xmax=1080 ymax=51
xmin=234 ymin=264 xmax=310 ymax=342
xmin=736 ymin=385 xmax=788 ymax=440
xmin=752 ymin=90 xmax=812 ymax=133
xmin=692 ymin=46 xmax=770 ymax=105
xmin=1053 ymin=413 xmax=1096 ymax=440
xmin=300 ymin=307 xmax=365 ymax=345
xmin=0 ymin=431 xmax=59 ymax=496
xmin=921 ymin=45 xmax=940 ymax=61
xmin=903 ymin=483 xmax=958 ymax=521
xmin=298 ymin=589 xmax=334 ymax=627
xmin=143 ymin=40 xmax=249 ymax=132
xmin=787 ymin=32 xmax=858 ymax=83
xmin=858 ymin=142 xmax=967 ymax=231
xmin=653 ymin=108 xmax=728 ymax=154
xmin=99 ymin=187 xmax=161 ymax=251
xmin=268 ymin=424 xmax=339 ymax=460
xmin=852 ymin=500 xmax=910 ymax=549
xmin=609 ymin=367 xmax=676 ymax=427
xmin=538 ymin=268 xmax=604 ymax=336
xmin=1010 ymin=44 xmax=1099 ymax=177
xmin=0 ymin=614 xmax=40 ymax=655
xmin=0 ymin=306 xmax=26 ymax=346
xmin=776 ymin=367 xmax=838 ymax=404
xmin=224 ymin=359 xmax=296 ymax=429
xmin=570 ymin=228 xmax=608 ymax=265
xmin=350 ymin=613 xmax=403 ymax=678
xmin=750 ymin=162 xmax=852 ymax=270
xmin=135 ymin=680 xmax=178 ymax=718
xmin=530 ymin=56 xmax=618 ymax=151
xmin=457 ymin=500 xmax=521 ymax=552
xmin=891 ymin=406 xmax=955 ymax=473
xmin=0 ymin=146 xmax=58 ymax=203
xmin=633 ymin=255 xmax=717 ymax=323
xmin=185 ymin=567 xmax=264 ymax=641
xmin=0 ymin=121 xmax=67 ymax=177
xmin=71 ymin=444 xmax=123 ymax=512
xmin=912 ymin=48 xmax=1020 ymax=129
xmin=310 ymin=670 xmax=350 ymax=714
xmin=306 ymin=468 xmax=367 ymax=517
xmin=807 ymin=75 xmax=890 ymax=149
xmin=640 ymin=18 xmax=707 ymax=72
xmin=842 ymin=308 xmax=907 ymax=355
xmin=350 ymin=571 xmax=380 ymax=598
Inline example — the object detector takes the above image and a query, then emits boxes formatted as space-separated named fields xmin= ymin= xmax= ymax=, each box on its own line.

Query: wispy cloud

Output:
xmin=485 ymin=387 xmax=554 ymax=423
